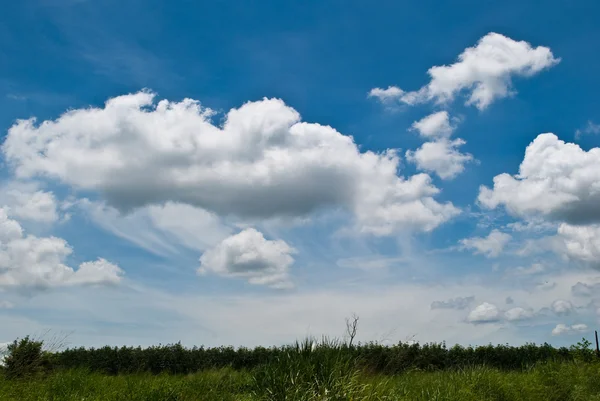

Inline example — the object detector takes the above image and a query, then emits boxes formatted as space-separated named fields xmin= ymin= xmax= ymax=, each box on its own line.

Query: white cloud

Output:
xmin=506 ymin=219 xmax=557 ymax=234
xmin=479 ymin=134 xmax=600 ymax=225
xmin=2 ymin=92 xmax=459 ymax=236
xmin=551 ymin=300 xmax=573 ymax=315
xmin=480 ymin=133 xmax=600 ymax=266
xmin=406 ymin=138 xmax=473 ymax=180
xmin=467 ymin=302 xmax=501 ymax=323
xmin=79 ymin=200 xmax=232 ymax=256
xmin=557 ymin=223 xmax=600 ymax=265
xmin=460 ymin=229 xmax=512 ymax=258
xmin=0 ymin=182 xmax=59 ymax=223
xmin=575 ymin=121 xmax=600 ymax=139
xmin=431 ymin=296 xmax=474 ymax=310
xmin=0 ymin=208 xmax=123 ymax=289
xmin=504 ymin=307 xmax=534 ymax=321
xmin=369 ymin=33 xmax=559 ymax=110
xmin=572 ymin=323 xmax=589 ymax=332
xmin=552 ymin=323 xmax=588 ymax=336
xmin=410 ymin=111 xmax=456 ymax=138
xmin=367 ymin=86 xmax=406 ymax=104
xmin=199 ymin=228 xmax=295 ymax=288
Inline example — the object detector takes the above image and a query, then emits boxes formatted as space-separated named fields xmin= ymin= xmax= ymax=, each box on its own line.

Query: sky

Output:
xmin=1 ymin=0 xmax=600 ymax=350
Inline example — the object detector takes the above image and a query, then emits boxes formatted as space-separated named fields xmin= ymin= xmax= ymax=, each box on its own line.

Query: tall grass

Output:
xmin=2 ymin=361 xmax=600 ymax=400
xmin=2 ymin=336 xmax=600 ymax=400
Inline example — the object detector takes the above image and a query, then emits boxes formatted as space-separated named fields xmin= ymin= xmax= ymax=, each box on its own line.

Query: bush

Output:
xmin=3 ymin=336 xmax=51 ymax=379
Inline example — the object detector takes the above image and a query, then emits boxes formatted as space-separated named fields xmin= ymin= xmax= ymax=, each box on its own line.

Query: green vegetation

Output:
xmin=2 ymin=336 xmax=600 ymax=400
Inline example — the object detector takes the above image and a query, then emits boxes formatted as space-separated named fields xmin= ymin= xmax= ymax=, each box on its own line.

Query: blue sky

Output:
xmin=1 ymin=0 xmax=600 ymax=349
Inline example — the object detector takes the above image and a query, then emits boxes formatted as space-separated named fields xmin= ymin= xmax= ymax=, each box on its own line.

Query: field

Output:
xmin=2 ymin=337 xmax=600 ymax=400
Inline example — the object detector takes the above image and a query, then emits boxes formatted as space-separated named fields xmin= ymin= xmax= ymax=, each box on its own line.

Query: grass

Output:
xmin=3 ymin=337 xmax=600 ymax=400
xmin=3 ymin=354 xmax=600 ymax=400
xmin=2 ymin=362 xmax=600 ymax=400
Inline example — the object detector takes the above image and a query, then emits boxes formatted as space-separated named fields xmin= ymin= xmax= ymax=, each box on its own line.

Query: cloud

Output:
xmin=0 ymin=182 xmax=59 ymax=223
xmin=557 ymin=223 xmax=600 ymax=265
xmin=369 ymin=33 xmax=559 ymax=110
xmin=78 ymin=200 xmax=232 ymax=256
xmin=509 ymin=263 xmax=545 ymax=276
xmin=0 ymin=208 xmax=123 ymax=289
xmin=406 ymin=138 xmax=473 ymax=180
xmin=410 ymin=111 xmax=456 ymax=138
xmin=506 ymin=219 xmax=557 ymax=234
xmin=336 ymin=256 xmax=406 ymax=270
xmin=199 ymin=228 xmax=295 ymax=288
xmin=460 ymin=229 xmax=512 ymax=258
xmin=479 ymin=134 xmax=600 ymax=225
xmin=575 ymin=121 xmax=600 ymax=139
xmin=367 ymin=86 xmax=406 ymax=104
xmin=2 ymin=92 xmax=459 ymax=236
xmin=479 ymin=133 xmax=600 ymax=266
xmin=551 ymin=300 xmax=573 ymax=315
xmin=571 ymin=281 xmax=600 ymax=297
xmin=0 ymin=301 xmax=14 ymax=309
xmin=431 ymin=296 xmax=474 ymax=310
xmin=504 ymin=307 xmax=534 ymax=321
xmin=551 ymin=323 xmax=588 ymax=336
xmin=467 ymin=302 xmax=501 ymax=323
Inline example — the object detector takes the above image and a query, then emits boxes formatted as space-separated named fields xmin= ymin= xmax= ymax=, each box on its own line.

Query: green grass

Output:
xmin=2 ymin=361 xmax=600 ymax=400
xmin=3 ymin=337 xmax=600 ymax=400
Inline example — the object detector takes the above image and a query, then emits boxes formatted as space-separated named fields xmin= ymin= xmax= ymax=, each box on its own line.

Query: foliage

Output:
xmin=570 ymin=337 xmax=596 ymax=362
xmin=3 ymin=336 xmax=52 ymax=379
xmin=39 ymin=338 xmax=581 ymax=375
xmin=250 ymin=337 xmax=367 ymax=400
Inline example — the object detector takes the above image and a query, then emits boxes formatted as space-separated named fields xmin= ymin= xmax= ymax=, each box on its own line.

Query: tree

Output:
xmin=345 ymin=313 xmax=359 ymax=347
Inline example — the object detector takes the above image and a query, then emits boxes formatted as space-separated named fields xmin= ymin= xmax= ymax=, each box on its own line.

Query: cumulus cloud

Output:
xmin=504 ymin=307 xmax=534 ymax=321
xmin=410 ymin=111 xmax=456 ymax=139
xmin=551 ymin=300 xmax=573 ymax=315
xmin=0 ymin=208 xmax=123 ymax=289
xmin=406 ymin=138 xmax=473 ymax=180
xmin=199 ymin=228 xmax=295 ymax=288
xmin=431 ymin=296 xmax=475 ymax=310
xmin=557 ymin=223 xmax=600 ymax=265
xmin=460 ymin=229 xmax=512 ymax=258
xmin=0 ymin=182 xmax=59 ymax=223
xmin=552 ymin=323 xmax=588 ymax=336
xmin=2 ymin=92 xmax=459 ymax=236
xmin=369 ymin=33 xmax=559 ymax=110
xmin=479 ymin=134 xmax=600 ymax=225
xmin=467 ymin=302 xmax=501 ymax=323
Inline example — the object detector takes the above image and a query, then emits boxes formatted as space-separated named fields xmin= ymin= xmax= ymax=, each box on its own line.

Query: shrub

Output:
xmin=3 ymin=336 xmax=51 ymax=379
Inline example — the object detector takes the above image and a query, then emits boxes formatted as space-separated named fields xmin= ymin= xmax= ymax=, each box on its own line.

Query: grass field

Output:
xmin=2 ymin=362 xmax=600 ymax=400
xmin=2 ymin=337 xmax=600 ymax=400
